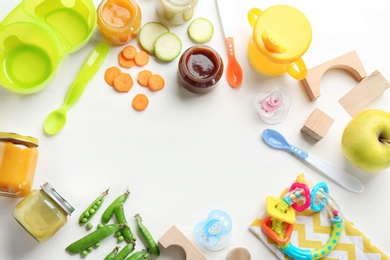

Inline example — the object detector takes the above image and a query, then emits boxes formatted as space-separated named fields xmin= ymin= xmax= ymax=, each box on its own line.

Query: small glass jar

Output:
xmin=97 ymin=0 xmax=142 ymax=45
xmin=0 ymin=132 xmax=38 ymax=198
xmin=13 ymin=183 xmax=74 ymax=242
xmin=178 ymin=45 xmax=224 ymax=94
xmin=156 ymin=0 xmax=199 ymax=25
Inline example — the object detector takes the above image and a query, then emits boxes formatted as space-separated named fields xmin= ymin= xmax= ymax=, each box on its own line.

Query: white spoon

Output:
xmin=262 ymin=128 xmax=364 ymax=193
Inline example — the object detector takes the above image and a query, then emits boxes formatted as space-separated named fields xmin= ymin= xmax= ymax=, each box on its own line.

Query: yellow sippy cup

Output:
xmin=247 ymin=5 xmax=312 ymax=80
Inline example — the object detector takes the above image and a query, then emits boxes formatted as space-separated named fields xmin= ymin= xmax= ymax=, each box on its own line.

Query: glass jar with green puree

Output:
xmin=13 ymin=183 xmax=74 ymax=242
xmin=156 ymin=0 xmax=198 ymax=25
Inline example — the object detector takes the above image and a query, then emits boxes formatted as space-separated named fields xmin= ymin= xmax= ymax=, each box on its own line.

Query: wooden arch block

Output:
xmin=301 ymin=51 xmax=367 ymax=100
xmin=158 ymin=225 xmax=206 ymax=260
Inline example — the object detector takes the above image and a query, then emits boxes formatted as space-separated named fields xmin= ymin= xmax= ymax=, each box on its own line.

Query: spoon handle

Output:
xmin=63 ymin=42 xmax=109 ymax=110
xmin=287 ymin=144 xmax=309 ymax=160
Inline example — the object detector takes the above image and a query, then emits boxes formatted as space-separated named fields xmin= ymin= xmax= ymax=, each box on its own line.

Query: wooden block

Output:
xmin=339 ymin=70 xmax=390 ymax=116
xmin=158 ymin=225 xmax=206 ymax=260
xmin=226 ymin=247 xmax=251 ymax=260
xmin=300 ymin=108 xmax=334 ymax=141
xmin=301 ymin=51 xmax=367 ymax=100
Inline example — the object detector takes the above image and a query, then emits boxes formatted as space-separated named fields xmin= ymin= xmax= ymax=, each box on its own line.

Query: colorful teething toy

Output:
xmin=261 ymin=182 xmax=343 ymax=260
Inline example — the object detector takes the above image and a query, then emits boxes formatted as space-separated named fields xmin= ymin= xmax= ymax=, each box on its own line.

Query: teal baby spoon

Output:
xmin=43 ymin=42 xmax=109 ymax=136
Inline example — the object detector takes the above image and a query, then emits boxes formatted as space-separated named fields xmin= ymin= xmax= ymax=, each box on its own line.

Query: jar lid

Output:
xmin=41 ymin=183 xmax=75 ymax=215
xmin=165 ymin=0 xmax=194 ymax=7
xmin=0 ymin=132 xmax=38 ymax=147
xmin=253 ymin=5 xmax=312 ymax=62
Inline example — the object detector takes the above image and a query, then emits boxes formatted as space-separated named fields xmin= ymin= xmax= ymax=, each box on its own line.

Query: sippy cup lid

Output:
xmin=194 ymin=209 xmax=233 ymax=251
xmin=253 ymin=5 xmax=312 ymax=62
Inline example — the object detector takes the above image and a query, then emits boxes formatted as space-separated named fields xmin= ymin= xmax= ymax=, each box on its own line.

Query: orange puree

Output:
xmin=97 ymin=0 xmax=142 ymax=45
xmin=0 ymin=136 xmax=38 ymax=198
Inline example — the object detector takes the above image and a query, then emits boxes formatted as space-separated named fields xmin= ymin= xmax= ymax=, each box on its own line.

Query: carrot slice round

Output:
xmin=118 ymin=51 xmax=136 ymax=68
xmin=148 ymin=74 xmax=165 ymax=91
xmin=122 ymin=45 xmax=137 ymax=60
xmin=134 ymin=51 xmax=149 ymax=67
xmin=113 ymin=72 xmax=134 ymax=92
xmin=137 ymin=70 xmax=153 ymax=87
xmin=132 ymin=94 xmax=149 ymax=111
xmin=104 ymin=66 xmax=122 ymax=87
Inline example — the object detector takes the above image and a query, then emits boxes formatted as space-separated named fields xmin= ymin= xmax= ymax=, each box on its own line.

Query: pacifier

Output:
xmin=194 ymin=209 xmax=233 ymax=251
xmin=254 ymin=86 xmax=291 ymax=124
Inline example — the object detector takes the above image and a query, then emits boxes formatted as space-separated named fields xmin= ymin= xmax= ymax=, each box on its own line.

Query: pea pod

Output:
xmin=125 ymin=249 xmax=149 ymax=260
xmin=79 ymin=189 xmax=109 ymax=224
xmin=104 ymin=246 xmax=120 ymax=260
xmin=114 ymin=202 xmax=136 ymax=244
xmin=134 ymin=214 xmax=160 ymax=257
xmin=66 ymin=224 xmax=124 ymax=254
xmin=102 ymin=189 xmax=130 ymax=225
xmin=113 ymin=243 xmax=135 ymax=260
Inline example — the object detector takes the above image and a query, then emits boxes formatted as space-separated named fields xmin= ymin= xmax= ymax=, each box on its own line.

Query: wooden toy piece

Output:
xmin=301 ymin=51 xmax=367 ymax=100
xmin=226 ymin=247 xmax=251 ymax=260
xmin=300 ymin=108 xmax=334 ymax=141
xmin=158 ymin=225 xmax=206 ymax=260
xmin=339 ymin=70 xmax=390 ymax=116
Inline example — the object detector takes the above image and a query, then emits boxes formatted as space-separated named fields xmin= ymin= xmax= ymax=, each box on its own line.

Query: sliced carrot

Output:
xmin=137 ymin=70 xmax=153 ymax=87
xmin=118 ymin=51 xmax=136 ymax=68
xmin=148 ymin=74 xmax=165 ymax=91
xmin=132 ymin=94 xmax=149 ymax=111
xmin=104 ymin=66 xmax=121 ymax=87
xmin=113 ymin=72 xmax=134 ymax=92
xmin=134 ymin=51 xmax=149 ymax=67
xmin=122 ymin=45 xmax=137 ymax=60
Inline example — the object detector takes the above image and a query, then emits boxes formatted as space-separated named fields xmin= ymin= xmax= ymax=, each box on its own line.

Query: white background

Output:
xmin=1 ymin=0 xmax=390 ymax=259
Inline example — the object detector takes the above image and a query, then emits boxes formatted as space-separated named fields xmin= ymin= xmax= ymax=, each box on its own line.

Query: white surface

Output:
xmin=1 ymin=0 xmax=390 ymax=259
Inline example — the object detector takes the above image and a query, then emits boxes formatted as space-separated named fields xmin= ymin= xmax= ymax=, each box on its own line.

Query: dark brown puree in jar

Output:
xmin=178 ymin=46 xmax=223 ymax=94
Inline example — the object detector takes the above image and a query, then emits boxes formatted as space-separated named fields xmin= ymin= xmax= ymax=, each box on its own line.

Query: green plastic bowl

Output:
xmin=0 ymin=0 xmax=97 ymax=94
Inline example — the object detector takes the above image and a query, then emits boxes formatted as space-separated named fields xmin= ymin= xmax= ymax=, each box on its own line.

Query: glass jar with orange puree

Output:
xmin=97 ymin=0 xmax=142 ymax=45
xmin=0 ymin=132 xmax=39 ymax=198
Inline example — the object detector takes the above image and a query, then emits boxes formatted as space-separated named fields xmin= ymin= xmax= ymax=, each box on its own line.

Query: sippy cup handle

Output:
xmin=286 ymin=58 xmax=307 ymax=80
xmin=248 ymin=8 xmax=262 ymax=28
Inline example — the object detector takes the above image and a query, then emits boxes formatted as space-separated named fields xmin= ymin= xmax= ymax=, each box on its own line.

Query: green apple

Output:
xmin=341 ymin=109 xmax=390 ymax=172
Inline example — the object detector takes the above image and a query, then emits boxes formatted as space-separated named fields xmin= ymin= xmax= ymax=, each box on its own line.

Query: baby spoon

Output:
xmin=43 ymin=42 xmax=109 ymax=136
xmin=262 ymin=128 xmax=364 ymax=193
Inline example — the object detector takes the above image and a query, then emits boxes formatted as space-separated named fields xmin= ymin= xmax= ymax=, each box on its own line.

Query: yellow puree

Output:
xmin=13 ymin=190 xmax=67 ymax=241
xmin=0 ymin=142 xmax=38 ymax=197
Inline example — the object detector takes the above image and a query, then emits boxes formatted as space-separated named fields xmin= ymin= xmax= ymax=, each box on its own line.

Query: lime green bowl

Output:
xmin=0 ymin=0 xmax=97 ymax=95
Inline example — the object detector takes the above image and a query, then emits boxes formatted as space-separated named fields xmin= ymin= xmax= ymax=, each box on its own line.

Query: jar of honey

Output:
xmin=157 ymin=0 xmax=199 ymax=25
xmin=97 ymin=0 xmax=142 ymax=45
xmin=0 ymin=132 xmax=38 ymax=198
xmin=178 ymin=45 xmax=224 ymax=94
xmin=13 ymin=183 xmax=74 ymax=242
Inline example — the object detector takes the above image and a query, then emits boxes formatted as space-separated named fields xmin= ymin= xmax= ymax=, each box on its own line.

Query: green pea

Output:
xmin=101 ymin=189 xmax=130 ymax=225
xmin=66 ymin=224 xmax=124 ymax=254
xmin=134 ymin=214 xmax=160 ymax=257
xmin=113 ymin=243 xmax=135 ymax=260
xmin=114 ymin=203 xmax=135 ymax=244
xmin=86 ymin=222 xmax=93 ymax=230
xmin=81 ymin=250 xmax=88 ymax=257
xmin=79 ymin=189 xmax=109 ymax=225
xmin=104 ymin=246 xmax=120 ymax=260
xmin=87 ymin=246 xmax=93 ymax=253
xmin=117 ymin=235 xmax=125 ymax=242
xmin=97 ymin=223 xmax=104 ymax=229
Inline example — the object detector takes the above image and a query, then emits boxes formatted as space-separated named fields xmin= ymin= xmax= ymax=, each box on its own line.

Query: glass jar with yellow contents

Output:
xmin=0 ymin=132 xmax=39 ymax=198
xmin=13 ymin=183 xmax=74 ymax=242
xmin=97 ymin=0 xmax=142 ymax=45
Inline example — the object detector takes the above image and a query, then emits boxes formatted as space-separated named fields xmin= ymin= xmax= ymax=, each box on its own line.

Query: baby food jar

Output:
xmin=178 ymin=45 xmax=224 ymax=94
xmin=97 ymin=0 xmax=142 ymax=45
xmin=13 ymin=183 xmax=74 ymax=242
xmin=0 ymin=133 xmax=38 ymax=198
xmin=157 ymin=0 xmax=198 ymax=25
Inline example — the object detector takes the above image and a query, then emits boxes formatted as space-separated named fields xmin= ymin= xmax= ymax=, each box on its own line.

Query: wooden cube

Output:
xmin=301 ymin=108 xmax=334 ymax=141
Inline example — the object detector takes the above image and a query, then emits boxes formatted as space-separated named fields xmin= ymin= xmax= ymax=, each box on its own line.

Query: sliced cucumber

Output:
xmin=139 ymin=22 xmax=170 ymax=54
xmin=154 ymin=32 xmax=182 ymax=62
xmin=188 ymin=18 xmax=214 ymax=44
